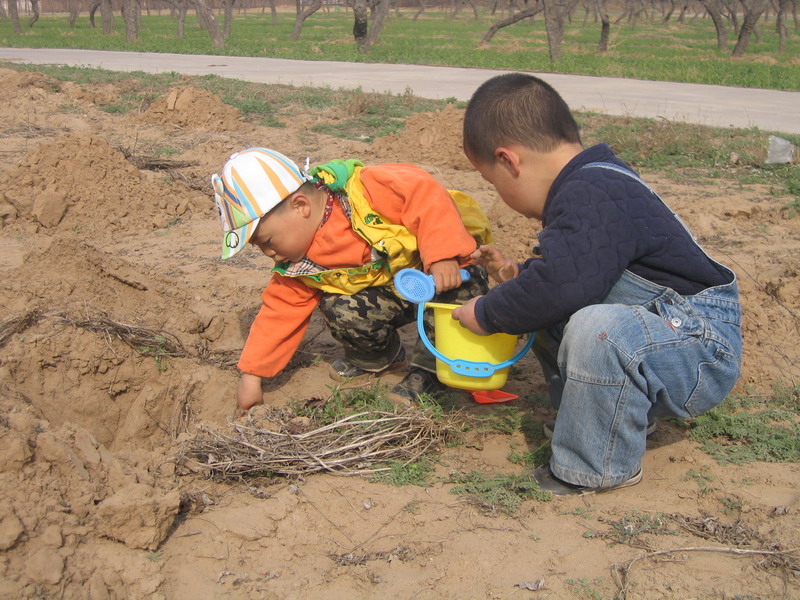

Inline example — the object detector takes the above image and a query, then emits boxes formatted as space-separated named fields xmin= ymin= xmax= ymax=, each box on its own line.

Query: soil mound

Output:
xmin=139 ymin=86 xmax=247 ymax=131
xmin=0 ymin=133 xmax=199 ymax=234
xmin=0 ymin=67 xmax=61 ymax=98
xmin=372 ymin=105 xmax=472 ymax=170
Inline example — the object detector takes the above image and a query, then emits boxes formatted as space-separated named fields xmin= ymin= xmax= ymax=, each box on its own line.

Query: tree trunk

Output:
xmin=720 ymin=0 xmax=739 ymax=30
xmin=412 ymin=0 xmax=426 ymax=20
xmin=732 ymin=0 xmax=768 ymax=55
xmin=353 ymin=0 xmax=369 ymax=45
xmin=223 ymin=0 xmax=235 ymax=39
xmin=661 ymin=0 xmax=675 ymax=22
xmin=176 ymin=0 xmax=188 ymax=37
xmin=89 ymin=0 xmax=100 ymax=27
xmin=775 ymin=0 xmax=790 ymax=50
xmin=481 ymin=0 xmax=543 ymax=43
xmin=542 ymin=0 xmax=569 ymax=61
xmin=266 ymin=0 xmax=277 ymax=25
xmin=68 ymin=0 xmax=80 ymax=28
xmin=597 ymin=0 xmax=610 ymax=51
xmin=101 ymin=0 xmax=114 ymax=35
xmin=365 ymin=0 xmax=390 ymax=47
xmin=0 ymin=1 xmax=7 ymax=19
xmin=122 ymin=0 xmax=138 ymax=41
xmin=291 ymin=0 xmax=322 ymax=41
xmin=28 ymin=0 xmax=41 ymax=27
xmin=192 ymin=0 xmax=225 ymax=49
xmin=8 ymin=0 xmax=22 ymax=34
xmin=701 ymin=0 xmax=729 ymax=50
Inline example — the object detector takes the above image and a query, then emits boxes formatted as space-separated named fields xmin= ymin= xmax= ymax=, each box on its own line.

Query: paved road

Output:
xmin=1 ymin=47 xmax=799 ymax=134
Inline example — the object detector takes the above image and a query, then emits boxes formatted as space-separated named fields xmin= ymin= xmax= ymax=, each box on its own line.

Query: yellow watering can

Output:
xmin=394 ymin=268 xmax=534 ymax=391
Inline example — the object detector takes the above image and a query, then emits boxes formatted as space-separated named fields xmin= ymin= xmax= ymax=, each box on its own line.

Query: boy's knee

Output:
xmin=564 ymin=304 xmax=631 ymax=342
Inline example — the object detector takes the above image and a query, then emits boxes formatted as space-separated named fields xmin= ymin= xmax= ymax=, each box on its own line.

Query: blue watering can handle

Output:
xmin=415 ymin=304 xmax=535 ymax=376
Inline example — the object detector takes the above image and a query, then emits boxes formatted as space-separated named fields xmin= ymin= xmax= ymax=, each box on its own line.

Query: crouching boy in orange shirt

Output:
xmin=212 ymin=148 xmax=492 ymax=410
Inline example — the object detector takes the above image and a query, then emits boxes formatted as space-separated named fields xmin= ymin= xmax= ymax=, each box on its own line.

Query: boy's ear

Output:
xmin=288 ymin=192 xmax=312 ymax=217
xmin=495 ymin=147 xmax=521 ymax=176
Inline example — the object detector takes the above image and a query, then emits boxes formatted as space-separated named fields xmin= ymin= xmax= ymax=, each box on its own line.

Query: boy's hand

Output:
xmin=236 ymin=373 xmax=264 ymax=410
xmin=428 ymin=259 xmax=464 ymax=294
xmin=470 ymin=245 xmax=519 ymax=283
xmin=452 ymin=296 xmax=490 ymax=335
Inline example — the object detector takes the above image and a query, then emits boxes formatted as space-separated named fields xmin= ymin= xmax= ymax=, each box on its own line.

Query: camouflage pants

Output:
xmin=318 ymin=264 xmax=490 ymax=373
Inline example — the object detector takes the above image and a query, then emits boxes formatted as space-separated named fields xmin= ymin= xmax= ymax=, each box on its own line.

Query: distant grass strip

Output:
xmin=2 ymin=11 xmax=799 ymax=90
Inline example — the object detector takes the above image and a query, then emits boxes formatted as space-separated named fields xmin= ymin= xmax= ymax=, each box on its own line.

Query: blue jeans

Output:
xmin=534 ymin=266 xmax=742 ymax=488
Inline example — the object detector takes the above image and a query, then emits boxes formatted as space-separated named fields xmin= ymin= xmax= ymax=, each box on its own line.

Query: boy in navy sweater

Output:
xmin=453 ymin=73 xmax=742 ymax=495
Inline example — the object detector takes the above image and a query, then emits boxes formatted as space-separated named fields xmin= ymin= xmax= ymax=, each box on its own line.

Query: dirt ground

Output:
xmin=0 ymin=66 xmax=798 ymax=600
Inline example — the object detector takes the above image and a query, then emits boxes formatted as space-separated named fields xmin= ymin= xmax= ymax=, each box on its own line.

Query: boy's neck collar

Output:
xmin=319 ymin=189 xmax=336 ymax=228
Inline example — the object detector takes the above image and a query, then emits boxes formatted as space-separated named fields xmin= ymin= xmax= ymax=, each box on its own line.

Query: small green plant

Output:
xmin=682 ymin=466 xmax=715 ymax=493
xmin=99 ymin=104 xmax=127 ymax=113
xmin=689 ymin=385 xmax=800 ymax=464
xmin=508 ymin=440 xmax=551 ymax=468
xmin=719 ymin=496 xmax=743 ymax=515
xmin=449 ymin=471 xmax=551 ymax=514
xmin=565 ymin=577 xmax=605 ymax=600
xmin=145 ymin=550 xmax=163 ymax=562
xmin=562 ymin=506 xmax=595 ymax=519
xmin=153 ymin=355 xmax=168 ymax=372
xmin=292 ymin=382 xmax=397 ymax=425
xmin=370 ymin=458 xmax=435 ymax=486
xmin=591 ymin=511 xmax=679 ymax=548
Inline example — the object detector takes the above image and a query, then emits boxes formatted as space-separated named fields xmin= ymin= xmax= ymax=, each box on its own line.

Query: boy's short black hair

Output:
xmin=463 ymin=73 xmax=582 ymax=164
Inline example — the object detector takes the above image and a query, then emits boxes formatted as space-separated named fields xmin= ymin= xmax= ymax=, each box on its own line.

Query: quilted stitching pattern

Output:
xmin=477 ymin=144 xmax=729 ymax=335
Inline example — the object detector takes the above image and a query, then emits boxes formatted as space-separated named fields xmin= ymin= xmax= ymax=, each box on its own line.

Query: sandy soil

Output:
xmin=0 ymin=66 xmax=798 ymax=600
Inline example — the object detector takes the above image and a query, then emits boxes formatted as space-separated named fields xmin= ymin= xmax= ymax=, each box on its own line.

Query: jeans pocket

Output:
xmin=684 ymin=339 xmax=740 ymax=417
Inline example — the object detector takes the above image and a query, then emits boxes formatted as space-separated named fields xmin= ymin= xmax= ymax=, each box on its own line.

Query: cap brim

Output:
xmin=221 ymin=217 xmax=260 ymax=260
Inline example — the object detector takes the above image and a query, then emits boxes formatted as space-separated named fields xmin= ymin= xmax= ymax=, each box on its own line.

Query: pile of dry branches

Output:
xmin=58 ymin=310 xmax=187 ymax=358
xmin=0 ymin=308 xmax=45 ymax=348
xmin=179 ymin=406 xmax=457 ymax=479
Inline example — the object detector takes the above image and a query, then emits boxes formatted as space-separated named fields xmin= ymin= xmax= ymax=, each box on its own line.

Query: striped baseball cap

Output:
xmin=212 ymin=148 xmax=309 ymax=260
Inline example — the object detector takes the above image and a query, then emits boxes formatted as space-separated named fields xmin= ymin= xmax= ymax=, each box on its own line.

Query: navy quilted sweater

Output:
xmin=474 ymin=143 xmax=731 ymax=335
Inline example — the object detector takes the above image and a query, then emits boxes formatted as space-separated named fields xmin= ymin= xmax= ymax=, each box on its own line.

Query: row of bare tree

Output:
xmin=1 ymin=0 xmax=797 ymax=59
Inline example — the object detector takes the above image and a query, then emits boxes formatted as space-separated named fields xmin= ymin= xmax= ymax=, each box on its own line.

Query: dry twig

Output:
xmin=59 ymin=310 xmax=187 ymax=358
xmin=612 ymin=545 xmax=800 ymax=598
xmin=0 ymin=308 xmax=45 ymax=348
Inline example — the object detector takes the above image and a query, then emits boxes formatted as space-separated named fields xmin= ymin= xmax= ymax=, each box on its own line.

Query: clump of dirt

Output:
xmin=139 ymin=85 xmax=248 ymax=131
xmin=0 ymin=67 xmax=61 ymax=98
xmin=0 ymin=134 xmax=203 ymax=237
xmin=0 ymin=384 xmax=181 ymax=597
xmin=0 ymin=132 xmax=200 ymax=233
xmin=372 ymin=104 xmax=472 ymax=170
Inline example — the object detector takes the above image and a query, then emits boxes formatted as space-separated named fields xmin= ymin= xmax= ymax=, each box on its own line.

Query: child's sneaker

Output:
xmin=532 ymin=465 xmax=642 ymax=496
xmin=542 ymin=419 xmax=657 ymax=440
xmin=388 ymin=368 xmax=444 ymax=405
xmin=329 ymin=347 xmax=406 ymax=381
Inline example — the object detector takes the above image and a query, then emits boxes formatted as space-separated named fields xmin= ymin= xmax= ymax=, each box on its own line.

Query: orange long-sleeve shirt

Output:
xmin=237 ymin=164 xmax=480 ymax=378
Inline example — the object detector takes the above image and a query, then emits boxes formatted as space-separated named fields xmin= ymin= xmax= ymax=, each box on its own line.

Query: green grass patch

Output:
xmin=449 ymin=470 xmax=551 ymax=513
xmin=369 ymin=457 xmax=436 ymax=486
xmin=508 ymin=441 xmax=551 ymax=468
xmin=689 ymin=384 xmax=800 ymax=464
xmin=291 ymin=382 xmax=398 ymax=425
xmin=581 ymin=114 xmax=800 ymax=204
xmin=2 ymin=11 xmax=799 ymax=90
xmin=584 ymin=511 xmax=680 ymax=550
